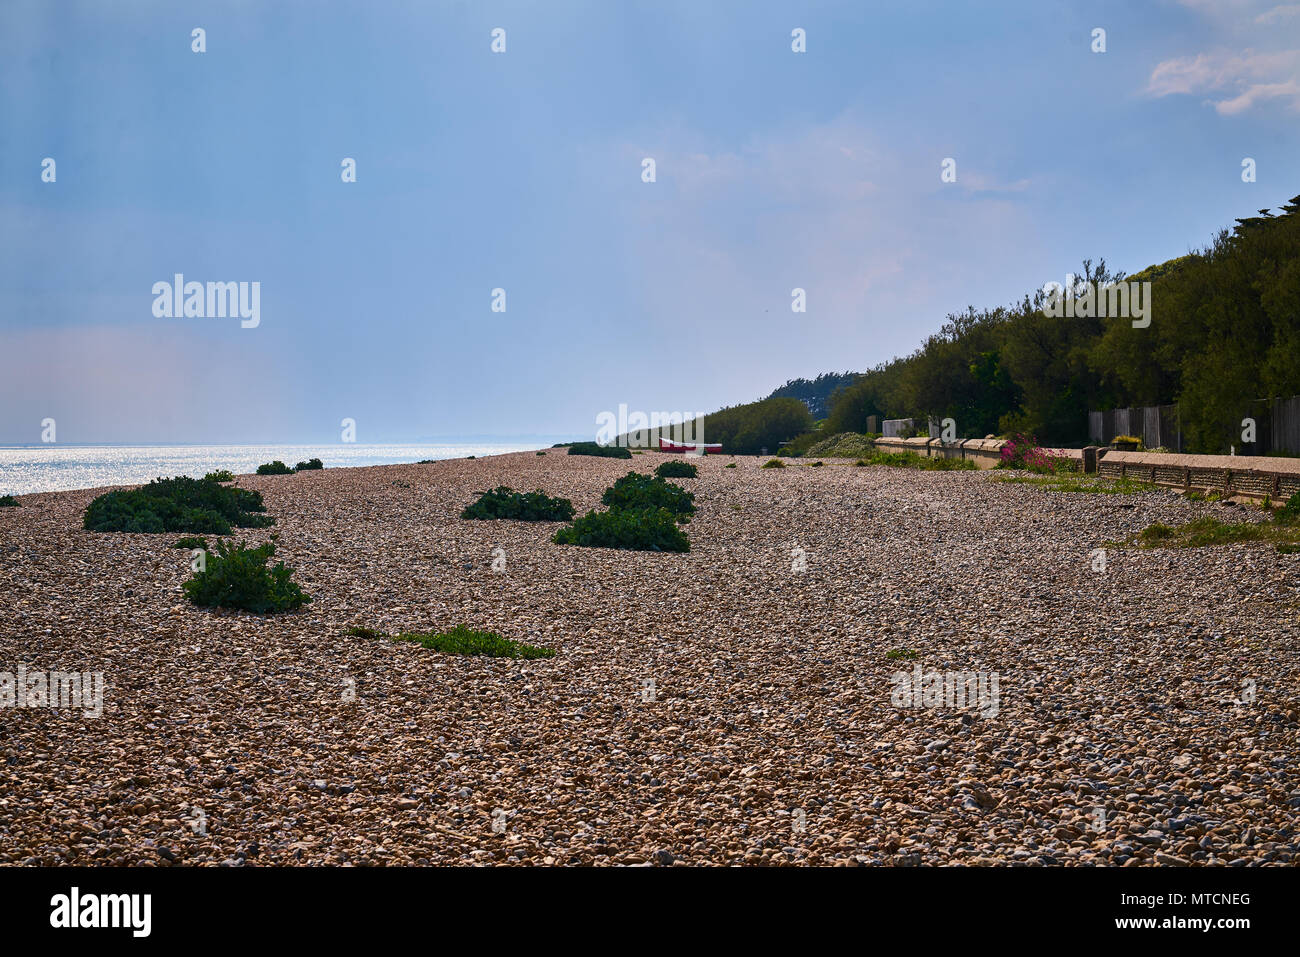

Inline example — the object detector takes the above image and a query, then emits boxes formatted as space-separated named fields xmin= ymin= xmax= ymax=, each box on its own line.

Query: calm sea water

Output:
xmin=0 ymin=444 xmax=543 ymax=495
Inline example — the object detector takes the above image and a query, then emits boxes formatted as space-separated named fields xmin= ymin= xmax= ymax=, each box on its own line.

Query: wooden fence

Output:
xmin=1089 ymin=396 xmax=1300 ymax=454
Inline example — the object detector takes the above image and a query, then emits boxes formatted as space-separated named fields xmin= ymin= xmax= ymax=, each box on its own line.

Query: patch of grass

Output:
xmin=294 ymin=458 xmax=323 ymax=471
xmin=995 ymin=474 xmax=1157 ymax=495
xmin=0 ymin=495 xmax=19 ymax=507
xmin=1130 ymin=515 xmax=1300 ymax=550
xmin=654 ymin=460 xmax=698 ymax=479
xmin=761 ymin=458 xmax=786 ymax=469
xmin=853 ymin=459 xmax=868 ymax=467
xmin=885 ymin=648 xmax=920 ymax=661
xmin=1139 ymin=523 xmax=1176 ymax=543
xmin=84 ymin=476 xmax=274 ymax=535
xmin=393 ymin=624 xmax=555 ymax=659
xmin=860 ymin=449 xmax=977 ymax=471
xmin=724 ymin=463 xmax=737 ymax=469
xmin=182 ymin=539 xmax=310 ymax=613
xmin=805 ymin=432 xmax=880 ymax=459
xmin=461 ymin=486 xmax=575 ymax=521
xmin=204 ymin=470 xmax=235 ymax=483
xmin=256 ymin=460 xmax=294 ymax=475
xmin=536 ymin=450 xmax=546 ymax=456
xmin=345 ymin=626 xmax=388 ymax=639
xmin=566 ymin=441 xmax=633 ymax=459
xmin=553 ymin=507 xmax=690 ymax=552
xmin=601 ymin=472 xmax=695 ymax=520
xmin=1275 ymin=492 xmax=1300 ymax=525
xmin=1277 ymin=543 xmax=1300 ymax=555
xmin=172 ymin=536 xmax=208 ymax=550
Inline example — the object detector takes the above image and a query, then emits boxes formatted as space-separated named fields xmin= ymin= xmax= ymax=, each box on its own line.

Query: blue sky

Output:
xmin=2 ymin=0 xmax=1298 ymax=443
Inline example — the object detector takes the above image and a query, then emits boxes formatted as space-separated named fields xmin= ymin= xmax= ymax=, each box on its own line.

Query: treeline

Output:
xmin=821 ymin=194 xmax=1300 ymax=451
xmin=765 ymin=372 xmax=861 ymax=418
xmin=611 ymin=397 xmax=813 ymax=455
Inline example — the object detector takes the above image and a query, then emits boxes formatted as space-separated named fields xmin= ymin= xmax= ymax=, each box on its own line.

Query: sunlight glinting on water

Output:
xmin=0 ymin=444 xmax=540 ymax=495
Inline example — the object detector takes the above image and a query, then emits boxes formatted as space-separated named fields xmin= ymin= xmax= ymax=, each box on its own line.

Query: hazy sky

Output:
xmin=2 ymin=0 xmax=1298 ymax=444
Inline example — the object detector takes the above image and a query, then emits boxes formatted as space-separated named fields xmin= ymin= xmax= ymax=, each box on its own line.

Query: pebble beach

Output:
xmin=1 ymin=450 xmax=1297 ymax=866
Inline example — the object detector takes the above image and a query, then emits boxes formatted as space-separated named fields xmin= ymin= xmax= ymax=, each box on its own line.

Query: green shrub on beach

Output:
xmin=204 ymin=470 xmax=235 ymax=483
xmin=761 ymin=458 xmax=786 ymax=469
xmin=84 ymin=476 xmax=273 ymax=535
xmin=391 ymin=624 xmax=555 ymax=659
xmin=862 ymin=449 xmax=976 ymax=471
xmin=461 ymin=486 xmax=575 ymax=521
xmin=654 ymin=460 xmax=698 ymax=479
xmin=256 ymin=461 xmax=293 ymax=475
xmin=1274 ymin=493 xmax=1300 ymax=525
xmin=567 ymin=442 xmax=633 ymax=459
xmin=183 ymin=539 xmax=310 ymax=613
xmin=0 ymin=495 xmax=19 ymax=507
xmin=173 ymin=536 xmax=208 ymax=550
xmin=553 ymin=507 xmax=690 ymax=552
xmin=600 ymin=472 xmax=695 ymax=520
xmin=1130 ymin=515 xmax=1300 ymax=549
xmin=294 ymin=458 xmax=323 ymax=471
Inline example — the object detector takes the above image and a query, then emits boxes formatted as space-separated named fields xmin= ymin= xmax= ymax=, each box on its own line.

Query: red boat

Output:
xmin=659 ymin=437 xmax=722 ymax=455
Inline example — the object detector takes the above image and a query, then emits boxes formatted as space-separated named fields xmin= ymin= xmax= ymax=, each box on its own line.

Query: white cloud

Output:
xmin=1146 ymin=49 xmax=1300 ymax=113
xmin=1256 ymin=4 xmax=1300 ymax=23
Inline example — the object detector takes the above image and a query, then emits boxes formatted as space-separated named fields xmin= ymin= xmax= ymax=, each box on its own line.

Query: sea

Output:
xmin=0 ymin=443 xmax=551 ymax=495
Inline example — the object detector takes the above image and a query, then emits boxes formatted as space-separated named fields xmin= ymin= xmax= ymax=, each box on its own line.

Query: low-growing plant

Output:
xmin=807 ymin=460 xmax=824 ymax=467
xmin=995 ymin=474 xmax=1156 ymax=495
xmin=885 ymin=648 xmax=920 ymax=660
xmin=553 ymin=507 xmax=690 ymax=552
xmin=256 ymin=460 xmax=294 ymax=475
xmin=392 ymin=624 xmax=555 ymax=659
xmin=84 ymin=476 xmax=273 ymax=535
xmin=1139 ymin=523 xmax=1176 ymax=543
xmin=204 ymin=470 xmax=235 ymax=483
xmin=0 ymin=495 xmax=19 ymax=507
xmin=862 ymin=449 xmax=977 ymax=471
xmin=567 ymin=441 xmax=633 ymax=459
xmin=999 ymin=433 xmax=1071 ymax=474
xmin=853 ymin=459 xmax=868 ymax=467
xmin=294 ymin=458 xmax=323 ymax=471
xmin=654 ymin=460 xmax=698 ymax=479
xmin=724 ymin=463 xmax=737 ymax=469
xmin=761 ymin=458 xmax=786 ymax=469
xmin=1130 ymin=516 xmax=1300 ymax=550
xmin=173 ymin=536 xmax=208 ymax=550
xmin=601 ymin=472 xmax=695 ymax=519
xmin=345 ymin=625 xmax=388 ymax=639
xmin=1278 ymin=543 xmax=1300 ymax=555
xmin=461 ymin=486 xmax=575 ymax=521
xmin=182 ymin=539 xmax=310 ymax=613
xmin=536 ymin=450 xmax=546 ymax=456
xmin=1274 ymin=492 xmax=1300 ymax=526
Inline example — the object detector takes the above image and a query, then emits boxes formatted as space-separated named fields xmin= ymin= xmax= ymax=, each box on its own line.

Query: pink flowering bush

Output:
xmin=999 ymin=432 xmax=1072 ymax=474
